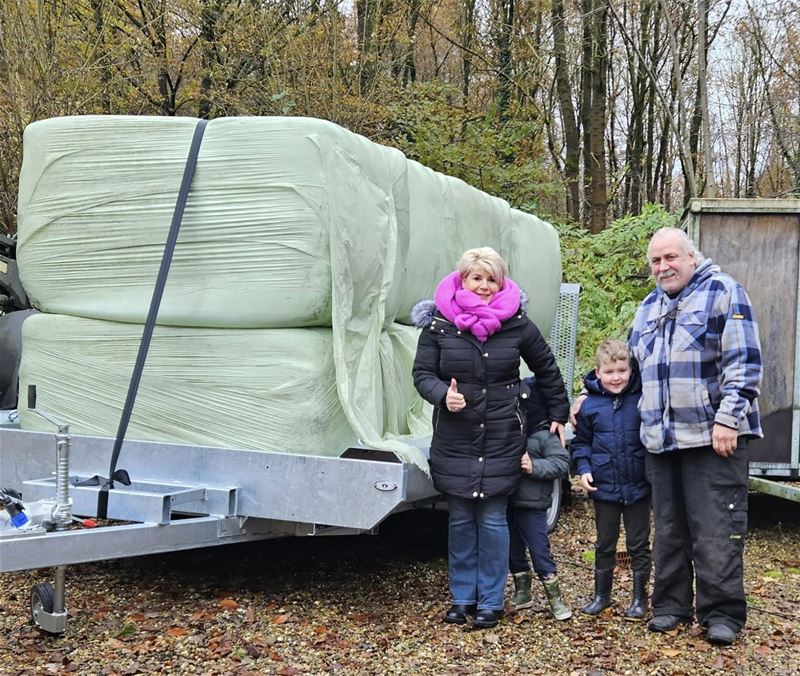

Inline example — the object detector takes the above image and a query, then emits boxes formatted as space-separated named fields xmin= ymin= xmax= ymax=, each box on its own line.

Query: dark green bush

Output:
xmin=552 ymin=204 xmax=678 ymax=390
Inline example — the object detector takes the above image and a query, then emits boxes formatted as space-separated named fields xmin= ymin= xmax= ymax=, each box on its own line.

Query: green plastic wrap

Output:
xmin=15 ymin=115 xmax=561 ymax=461
xmin=17 ymin=115 xmax=409 ymax=328
xmin=391 ymin=161 xmax=560 ymax=335
xmin=506 ymin=208 xmax=561 ymax=338
xmin=17 ymin=116 xmax=559 ymax=332
xmin=17 ymin=314 xmax=429 ymax=467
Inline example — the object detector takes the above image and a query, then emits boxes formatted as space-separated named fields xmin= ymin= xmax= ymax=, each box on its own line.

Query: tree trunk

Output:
xmin=461 ymin=0 xmax=476 ymax=105
xmin=697 ymin=0 xmax=715 ymax=196
xmin=552 ymin=0 xmax=580 ymax=222
xmin=580 ymin=0 xmax=594 ymax=224
xmin=581 ymin=0 xmax=608 ymax=232
xmin=495 ymin=0 xmax=515 ymax=121
xmin=198 ymin=0 xmax=224 ymax=119
xmin=91 ymin=0 xmax=111 ymax=113
xmin=402 ymin=0 xmax=421 ymax=86
xmin=356 ymin=0 xmax=379 ymax=96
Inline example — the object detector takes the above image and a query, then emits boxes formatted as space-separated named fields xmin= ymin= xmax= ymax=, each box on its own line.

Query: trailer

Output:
xmin=0 ymin=423 xmax=440 ymax=633
xmin=1 ymin=115 xmax=582 ymax=633
xmin=682 ymin=198 xmax=800 ymax=501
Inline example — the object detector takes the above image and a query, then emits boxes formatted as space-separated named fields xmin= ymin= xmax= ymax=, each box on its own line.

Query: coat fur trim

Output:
xmin=410 ymin=299 xmax=437 ymax=327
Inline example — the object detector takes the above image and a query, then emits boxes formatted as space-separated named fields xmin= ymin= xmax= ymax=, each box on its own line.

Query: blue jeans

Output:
xmin=508 ymin=507 xmax=557 ymax=579
xmin=447 ymin=495 xmax=510 ymax=611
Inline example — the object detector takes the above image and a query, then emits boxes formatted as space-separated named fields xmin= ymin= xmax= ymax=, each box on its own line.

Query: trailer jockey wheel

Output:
xmin=30 ymin=583 xmax=57 ymax=631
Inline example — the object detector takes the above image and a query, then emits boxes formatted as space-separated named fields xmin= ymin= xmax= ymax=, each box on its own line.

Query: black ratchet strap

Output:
xmin=94 ymin=119 xmax=209 ymax=519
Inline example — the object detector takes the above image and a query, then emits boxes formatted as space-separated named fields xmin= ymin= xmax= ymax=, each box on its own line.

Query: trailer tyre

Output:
xmin=30 ymin=583 xmax=55 ymax=628
xmin=546 ymin=478 xmax=563 ymax=533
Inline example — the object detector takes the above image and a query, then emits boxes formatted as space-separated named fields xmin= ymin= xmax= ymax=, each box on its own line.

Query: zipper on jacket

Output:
xmin=434 ymin=407 xmax=441 ymax=432
xmin=514 ymin=408 xmax=524 ymax=435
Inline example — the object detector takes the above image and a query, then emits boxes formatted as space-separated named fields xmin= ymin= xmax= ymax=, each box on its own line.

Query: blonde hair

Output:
xmin=595 ymin=339 xmax=631 ymax=367
xmin=457 ymin=247 xmax=508 ymax=287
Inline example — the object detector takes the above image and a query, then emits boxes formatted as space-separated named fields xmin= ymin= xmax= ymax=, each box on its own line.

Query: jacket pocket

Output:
xmin=634 ymin=319 xmax=659 ymax=361
xmin=673 ymin=311 xmax=708 ymax=351
xmin=590 ymin=454 xmax=613 ymax=485
xmin=699 ymin=385 xmax=717 ymax=420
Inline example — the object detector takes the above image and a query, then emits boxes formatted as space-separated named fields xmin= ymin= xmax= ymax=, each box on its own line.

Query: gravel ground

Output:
xmin=0 ymin=489 xmax=798 ymax=675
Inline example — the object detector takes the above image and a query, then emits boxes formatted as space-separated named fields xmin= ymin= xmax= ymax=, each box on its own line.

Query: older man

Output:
xmin=629 ymin=227 xmax=762 ymax=646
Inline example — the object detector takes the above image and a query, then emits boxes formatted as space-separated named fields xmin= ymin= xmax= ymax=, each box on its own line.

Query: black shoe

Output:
xmin=648 ymin=614 xmax=691 ymax=633
xmin=706 ymin=624 xmax=738 ymax=646
xmin=473 ymin=609 xmax=502 ymax=629
xmin=444 ymin=604 xmax=476 ymax=625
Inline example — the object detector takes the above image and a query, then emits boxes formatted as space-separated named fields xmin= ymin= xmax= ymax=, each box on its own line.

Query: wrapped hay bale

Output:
xmin=17 ymin=115 xmax=408 ymax=328
xmin=18 ymin=116 xmax=560 ymax=333
xmin=17 ymin=313 xmax=428 ymax=467
xmin=506 ymin=208 xmax=562 ymax=338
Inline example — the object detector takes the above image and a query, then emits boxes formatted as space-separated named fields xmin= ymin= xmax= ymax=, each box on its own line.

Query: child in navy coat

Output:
xmin=507 ymin=376 xmax=572 ymax=620
xmin=572 ymin=339 xmax=651 ymax=620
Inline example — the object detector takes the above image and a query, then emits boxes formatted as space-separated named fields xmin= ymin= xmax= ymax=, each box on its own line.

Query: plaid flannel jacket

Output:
xmin=629 ymin=259 xmax=763 ymax=453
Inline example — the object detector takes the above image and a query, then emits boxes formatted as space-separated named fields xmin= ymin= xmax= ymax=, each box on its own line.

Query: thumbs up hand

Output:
xmin=446 ymin=378 xmax=466 ymax=412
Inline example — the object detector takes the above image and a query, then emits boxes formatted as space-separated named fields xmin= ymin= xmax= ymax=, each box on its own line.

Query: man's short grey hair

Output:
xmin=647 ymin=227 xmax=704 ymax=264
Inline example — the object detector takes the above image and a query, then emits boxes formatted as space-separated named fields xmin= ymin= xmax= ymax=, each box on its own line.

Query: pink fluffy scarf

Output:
xmin=434 ymin=271 xmax=522 ymax=342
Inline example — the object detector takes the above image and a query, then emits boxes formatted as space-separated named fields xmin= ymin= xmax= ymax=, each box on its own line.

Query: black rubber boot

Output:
xmin=624 ymin=570 xmax=649 ymax=621
xmin=581 ymin=567 xmax=614 ymax=616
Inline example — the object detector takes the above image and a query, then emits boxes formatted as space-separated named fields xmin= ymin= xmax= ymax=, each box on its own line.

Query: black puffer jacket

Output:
xmin=412 ymin=300 xmax=569 ymax=499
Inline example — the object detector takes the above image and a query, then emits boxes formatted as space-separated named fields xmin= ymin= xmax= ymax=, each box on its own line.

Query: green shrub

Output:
xmin=552 ymin=205 xmax=678 ymax=391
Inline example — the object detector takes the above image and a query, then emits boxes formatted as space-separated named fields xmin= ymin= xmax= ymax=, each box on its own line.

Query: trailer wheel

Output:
xmin=546 ymin=478 xmax=563 ymax=533
xmin=31 ymin=583 xmax=55 ymax=629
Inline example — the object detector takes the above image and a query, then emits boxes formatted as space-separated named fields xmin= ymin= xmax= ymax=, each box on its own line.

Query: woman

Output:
xmin=412 ymin=247 xmax=569 ymax=629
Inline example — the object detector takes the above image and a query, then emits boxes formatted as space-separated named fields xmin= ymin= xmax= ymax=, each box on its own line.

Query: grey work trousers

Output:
xmin=645 ymin=442 xmax=749 ymax=631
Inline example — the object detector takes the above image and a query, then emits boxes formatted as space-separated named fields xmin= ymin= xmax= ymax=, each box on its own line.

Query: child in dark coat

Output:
xmin=507 ymin=376 xmax=572 ymax=620
xmin=572 ymin=339 xmax=651 ymax=620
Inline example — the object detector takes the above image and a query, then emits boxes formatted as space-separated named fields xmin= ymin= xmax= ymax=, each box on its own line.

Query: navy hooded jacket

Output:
xmin=571 ymin=366 xmax=650 ymax=505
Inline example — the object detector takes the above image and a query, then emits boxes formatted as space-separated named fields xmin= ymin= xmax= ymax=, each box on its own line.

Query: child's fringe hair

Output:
xmin=595 ymin=339 xmax=630 ymax=367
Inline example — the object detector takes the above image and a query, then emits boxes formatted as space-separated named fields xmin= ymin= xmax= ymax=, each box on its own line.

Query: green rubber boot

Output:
xmin=543 ymin=575 xmax=573 ymax=620
xmin=510 ymin=571 xmax=533 ymax=609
